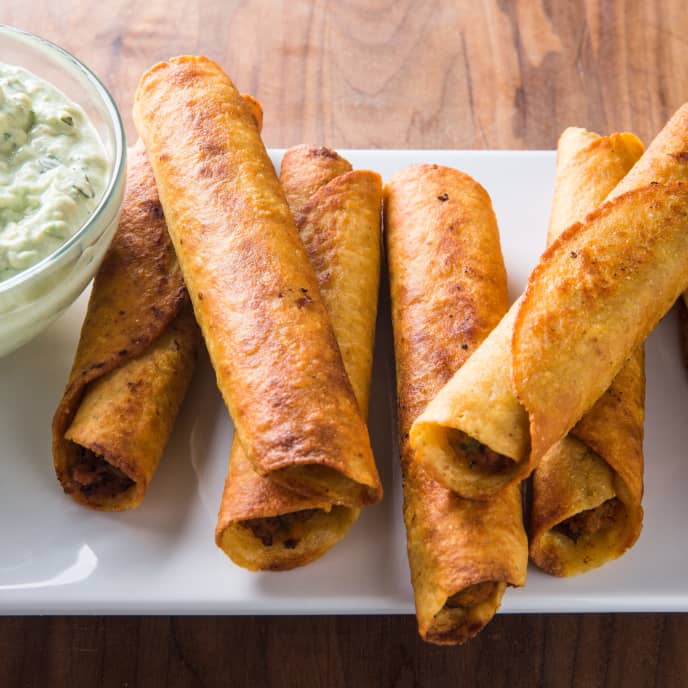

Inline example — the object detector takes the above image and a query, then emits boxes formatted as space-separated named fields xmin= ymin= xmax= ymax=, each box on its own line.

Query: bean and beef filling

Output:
xmin=242 ymin=509 xmax=320 ymax=549
xmin=71 ymin=447 xmax=135 ymax=498
xmin=448 ymin=430 xmax=512 ymax=473
xmin=555 ymin=497 xmax=621 ymax=543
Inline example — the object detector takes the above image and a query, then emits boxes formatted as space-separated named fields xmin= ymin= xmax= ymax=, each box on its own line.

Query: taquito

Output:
xmin=530 ymin=127 xmax=645 ymax=576
xmin=386 ymin=164 xmax=527 ymax=645
xmin=512 ymin=103 xmax=688 ymax=464
xmin=410 ymin=303 xmax=528 ymax=499
xmin=133 ymin=56 xmax=381 ymax=507
xmin=410 ymin=106 xmax=688 ymax=500
xmin=52 ymin=141 xmax=200 ymax=510
xmin=216 ymin=145 xmax=382 ymax=570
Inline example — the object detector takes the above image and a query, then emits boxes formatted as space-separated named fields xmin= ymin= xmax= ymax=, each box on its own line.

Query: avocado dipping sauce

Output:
xmin=0 ymin=62 xmax=106 ymax=283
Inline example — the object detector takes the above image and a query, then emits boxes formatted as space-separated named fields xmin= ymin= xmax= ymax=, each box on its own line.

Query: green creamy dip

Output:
xmin=0 ymin=63 xmax=107 ymax=282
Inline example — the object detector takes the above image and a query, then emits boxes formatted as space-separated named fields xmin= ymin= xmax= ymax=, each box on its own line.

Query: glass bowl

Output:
xmin=0 ymin=25 xmax=126 ymax=357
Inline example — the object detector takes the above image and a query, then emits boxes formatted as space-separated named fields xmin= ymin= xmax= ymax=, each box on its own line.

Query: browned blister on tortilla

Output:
xmin=530 ymin=128 xmax=645 ymax=576
xmin=52 ymin=142 xmax=200 ymax=510
xmin=216 ymin=147 xmax=382 ymax=570
xmin=133 ymin=56 xmax=381 ymax=507
xmin=386 ymin=164 xmax=527 ymax=645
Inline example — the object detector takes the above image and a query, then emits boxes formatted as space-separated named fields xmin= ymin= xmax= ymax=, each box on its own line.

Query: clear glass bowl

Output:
xmin=0 ymin=25 xmax=126 ymax=356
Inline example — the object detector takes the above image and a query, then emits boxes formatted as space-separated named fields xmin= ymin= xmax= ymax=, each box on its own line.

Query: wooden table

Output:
xmin=2 ymin=1 xmax=688 ymax=685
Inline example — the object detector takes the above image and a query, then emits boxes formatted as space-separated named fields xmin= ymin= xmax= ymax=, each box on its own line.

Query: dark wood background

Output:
xmin=2 ymin=1 xmax=688 ymax=685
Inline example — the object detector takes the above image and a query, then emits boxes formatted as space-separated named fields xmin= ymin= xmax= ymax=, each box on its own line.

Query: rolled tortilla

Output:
xmin=133 ymin=56 xmax=381 ymax=507
xmin=216 ymin=146 xmax=382 ymax=570
xmin=409 ymin=109 xmax=683 ymax=500
xmin=280 ymin=144 xmax=353 ymax=215
xmin=600 ymin=105 xmax=688 ymax=374
xmin=410 ymin=304 xmax=528 ymax=499
xmin=530 ymin=127 xmax=645 ymax=576
xmin=386 ymin=164 xmax=527 ymax=645
xmin=239 ymin=93 xmax=264 ymax=133
xmin=52 ymin=141 xmax=200 ymax=510
xmin=512 ymin=104 xmax=688 ymax=465
xmin=545 ymin=129 xmax=645 ymax=244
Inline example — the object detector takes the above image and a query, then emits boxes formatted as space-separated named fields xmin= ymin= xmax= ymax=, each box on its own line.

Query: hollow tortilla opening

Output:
xmin=219 ymin=505 xmax=358 ymax=571
xmin=554 ymin=497 xmax=623 ymax=543
xmin=241 ymin=508 xmax=321 ymax=549
xmin=537 ymin=496 xmax=631 ymax=576
xmin=69 ymin=445 xmax=136 ymax=501
xmin=426 ymin=582 xmax=506 ymax=645
xmin=446 ymin=429 xmax=514 ymax=476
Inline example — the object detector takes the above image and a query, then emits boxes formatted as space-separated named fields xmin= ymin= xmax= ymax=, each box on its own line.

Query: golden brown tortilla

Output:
xmin=529 ymin=128 xmax=645 ymax=576
xmin=386 ymin=164 xmax=527 ymax=645
xmin=239 ymin=93 xmax=263 ymax=132
xmin=409 ymin=301 xmax=530 ymax=500
xmin=52 ymin=141 xmax=200 ymax=510
xmin=606 ymin=104 xmax=688 ymax=199
xmin=546 ymin=129 xmax=645 ymax=244
xmin=409 ymin=109 xmax=688 ymax=501
xmin=280 ymin=144 xmax=353 ymax=215
xmin=216 ymin=146 xmax=382 ymax=570
xmin=512 ymin=103 xmax=688 ymax=465
xmin=133 ymin=56 xmax=381 ymax=507
xmin=607 ymin=105 xmax=688 ymax=376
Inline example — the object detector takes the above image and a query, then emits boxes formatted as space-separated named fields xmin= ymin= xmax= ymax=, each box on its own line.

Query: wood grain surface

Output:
xmin=2 ymin=0 xmax=688 ymax=686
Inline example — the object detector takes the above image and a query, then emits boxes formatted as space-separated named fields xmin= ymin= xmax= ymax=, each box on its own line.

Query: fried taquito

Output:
xmin=411 ymin=104 xmax=688 ymax=500
xmin=52 ymin=141 xmax=200 ymax=510
xmin=512 ymin=103 xmax=688 ymax=465
xmin=530 ymin=127 xmax=645 ymax=576
xmin=216 ymin=146 xmax=382 ymax=570
xmin=133 ymin=56 xmax=381 ymax=507
xmin=386 ymin=164 xmax=527 ymax=645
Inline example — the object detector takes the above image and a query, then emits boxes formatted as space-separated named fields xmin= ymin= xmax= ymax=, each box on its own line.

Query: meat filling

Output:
xmin=71 ymin=448 xmax=135 ymax=498
xmin=241 ymin=509 xmax=320 ymax=549
xmin=445 ymin=582 xmax=495 ymax=609
xmin=555 ymin=497 xmax=621 ymax=543
xmin=428 ymin=582 xmax=498 ymax=642
xmin=448 ymin=430 xmax=512 ymax=473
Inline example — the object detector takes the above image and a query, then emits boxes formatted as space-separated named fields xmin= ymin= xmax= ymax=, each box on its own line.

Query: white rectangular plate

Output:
xmin=1 ymin=150 xmax=686 ymax=615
